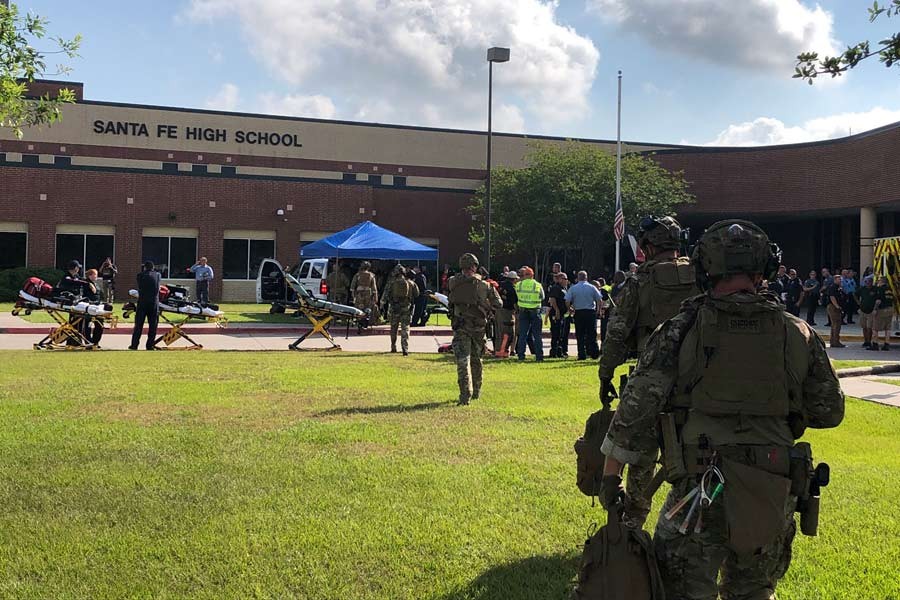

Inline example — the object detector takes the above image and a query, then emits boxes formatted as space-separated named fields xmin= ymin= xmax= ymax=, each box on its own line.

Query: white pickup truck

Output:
xmin=256 ymin=258 xmax=331 ymax=308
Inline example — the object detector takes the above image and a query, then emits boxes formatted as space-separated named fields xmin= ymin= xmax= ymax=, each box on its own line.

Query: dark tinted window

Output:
xmin=55 ymin=234 xmax=85 ymax=270
xmin=85 ymin=235 xmax=114 ymax=271
xmin=141 ymin=237 xmax=169 ymax=277
xmin=223 ymin=238 xmax=249 ymax=279
xmin=249 ymin=240 xmax=275 ymax=280
xmin=170 ymin=237 xmax=197 ymax=278
xmin=0 ymin=232 xmax=27 ymax=269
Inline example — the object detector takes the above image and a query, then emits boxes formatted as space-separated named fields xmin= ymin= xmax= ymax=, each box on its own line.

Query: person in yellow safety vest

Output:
xmin=514 ymin=266 xmax=545 ymax=361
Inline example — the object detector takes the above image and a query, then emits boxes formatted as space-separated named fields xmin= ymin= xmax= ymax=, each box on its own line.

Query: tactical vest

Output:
xmin=673 ymin=298 xmax=806 ymax=422
xmin=389 ymin=278 xmax=414 ymax=304
xmin=516 ymin=278 xmax=542 ymax=309
xmin=634 ymin=258 xmax=696 ymax=350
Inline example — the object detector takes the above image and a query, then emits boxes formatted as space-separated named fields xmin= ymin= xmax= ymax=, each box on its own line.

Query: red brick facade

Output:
xmin=654 ymin=123 xmax=900 ymax=217
xmin=0 ymin=165 xmax=473 ymax=299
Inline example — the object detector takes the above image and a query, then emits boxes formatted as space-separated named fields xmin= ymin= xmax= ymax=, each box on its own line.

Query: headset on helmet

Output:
xmin=691 ymin=220 xmax=781 ymax=290
xmin=638 ymin=215 xmax=683 ymax=252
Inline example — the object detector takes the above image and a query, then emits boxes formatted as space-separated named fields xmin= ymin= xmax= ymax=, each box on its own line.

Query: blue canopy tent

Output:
xmin=300 ymin=221 xmax=438 ymax=261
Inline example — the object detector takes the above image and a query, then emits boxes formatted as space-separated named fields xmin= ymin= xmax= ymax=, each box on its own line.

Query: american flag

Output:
xmin=613 ymin=195 xmax=625 ymax=241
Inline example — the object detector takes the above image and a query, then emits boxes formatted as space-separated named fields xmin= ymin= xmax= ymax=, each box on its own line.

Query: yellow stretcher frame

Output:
xmin=12 ymin=305 xmax=118 ymax=351
xmin=121 ymin=306 xmax=228 ymax=350
xmin=288 ymin=307 xmax=341 ymax=351
xmin=873 ymin=237 xmax=900 ymax=317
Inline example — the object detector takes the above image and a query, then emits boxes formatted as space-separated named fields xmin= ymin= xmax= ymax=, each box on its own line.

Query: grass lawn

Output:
xmin=830 ymin=359 xmax=884 ymax=370
xmin=0 ymin=352 xmax=896 ymax=599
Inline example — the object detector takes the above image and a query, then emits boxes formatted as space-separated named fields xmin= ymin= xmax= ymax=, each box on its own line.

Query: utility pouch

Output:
xmin=659 ymin=413 xmax=687 ymax=483
xmin=721 ymin=457 xmax=791 ymax=556
xmin=788 ymin=442 xmax=813 ymax=499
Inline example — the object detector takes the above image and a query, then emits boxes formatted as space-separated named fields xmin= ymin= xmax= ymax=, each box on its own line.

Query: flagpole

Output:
xmin=615 ymin=70 xmax=622 ymax=271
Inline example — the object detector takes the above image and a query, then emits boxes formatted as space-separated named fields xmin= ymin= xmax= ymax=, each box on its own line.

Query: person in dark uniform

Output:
xmin=58 ymin=260 xmax=89 ymax=345
xmin=130 ymin=261 xmax=161 ymax=350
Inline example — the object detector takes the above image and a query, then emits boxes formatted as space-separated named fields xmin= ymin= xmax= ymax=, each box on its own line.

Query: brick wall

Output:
xmin=654 ymin=125 xmax=900 ymax=216
xmin=0 ymin=165 xmax=473 ymax=300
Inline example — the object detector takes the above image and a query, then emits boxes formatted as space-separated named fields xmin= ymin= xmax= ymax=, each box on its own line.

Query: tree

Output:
xmin=468 ymin=142 xmax=694 ymax=276
xmin=795 ymin=1 xmax=899 ymax=84
xmin=0 ymin=2 xmax=81 ymax=139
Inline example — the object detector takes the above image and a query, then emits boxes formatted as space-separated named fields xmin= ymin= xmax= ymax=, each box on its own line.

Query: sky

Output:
xmin=21 ymin=0 xmax=900 ymax=146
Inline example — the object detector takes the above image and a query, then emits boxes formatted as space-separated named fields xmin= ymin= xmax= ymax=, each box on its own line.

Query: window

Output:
xmin=55 ymin=233 xmax=114 ymax=271
xmin=298 ymin=262 xmax=311 ymax=279
xmin=0 ymin=232 xmax=27 ymax=269
xmin=141 ymin=236 xmax=197 ymax=278
xmin=222 ymin=238 xmax=275 ymax=279
xmin=310 ymin=261 xmax=324 ymax=279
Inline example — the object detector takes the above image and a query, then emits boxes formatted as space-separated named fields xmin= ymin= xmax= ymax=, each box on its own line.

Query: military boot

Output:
xmin=457 ymin=395 xmax=470 ymax=406
xmin=472 ymin=388 xmax=480 ymax=401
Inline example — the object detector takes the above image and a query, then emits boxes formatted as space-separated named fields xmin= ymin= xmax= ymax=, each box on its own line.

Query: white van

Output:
xmin=256 ymin=258 xmax=331 ymax=306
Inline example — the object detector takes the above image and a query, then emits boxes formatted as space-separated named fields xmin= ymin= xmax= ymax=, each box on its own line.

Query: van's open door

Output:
xmin=257 ymin=258 xmax=287 ymax=303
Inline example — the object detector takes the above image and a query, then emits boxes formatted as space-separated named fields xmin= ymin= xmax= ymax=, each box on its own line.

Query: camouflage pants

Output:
xmin=354 ymin=290 xmax=377 ymax=320
xmin=453 ymin=329 xmax=485 ymax=402
xmin=390 ymin=305 xmax=412 ymax=352
xmin=654 ymin=478 xmax=796 ymax=600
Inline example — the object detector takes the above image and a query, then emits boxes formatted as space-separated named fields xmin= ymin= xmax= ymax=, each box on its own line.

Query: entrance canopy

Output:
xmin=300 ymin=221 xmax=438 ymax=261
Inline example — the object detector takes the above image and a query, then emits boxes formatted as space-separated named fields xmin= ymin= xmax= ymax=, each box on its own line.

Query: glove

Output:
xmin=598 ymin=474 xmax=625 ymax=511
xmin=600 ymin=377 xmax=618 ymax=405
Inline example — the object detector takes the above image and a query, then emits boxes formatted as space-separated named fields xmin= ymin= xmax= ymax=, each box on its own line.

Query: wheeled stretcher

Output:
xmin=284 ymin=274 xmax=366 ymax=350
xmin=13 ymin=278 xmax=117 ymax=350
xmin=123 ymin=285 xmax=227 ymax=350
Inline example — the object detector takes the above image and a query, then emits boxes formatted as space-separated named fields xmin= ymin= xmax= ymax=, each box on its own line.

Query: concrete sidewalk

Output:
xmin=840 ymin=372 xmax=900 ymax=408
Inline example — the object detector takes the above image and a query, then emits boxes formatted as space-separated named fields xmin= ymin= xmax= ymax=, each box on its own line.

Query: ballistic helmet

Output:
xmin=459 ymin=253 xmax=480 ymax=269
xmin=392 ymin=264 xmax=405 ymax=276
xmin=692 ymin=220 xmax=781 ymax=287
xmin=360 ymin=261 xmax=371 ymax=270
xmin=638 ymin=216 xmax=682 ymax=252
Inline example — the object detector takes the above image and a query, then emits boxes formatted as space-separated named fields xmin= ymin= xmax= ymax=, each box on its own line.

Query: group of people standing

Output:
xmin=767 ymin=265 xmax=897 ymax=349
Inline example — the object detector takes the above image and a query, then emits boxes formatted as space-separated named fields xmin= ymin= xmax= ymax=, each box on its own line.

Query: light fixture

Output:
xmin=276 ymin=208 xmax=285 ymax=216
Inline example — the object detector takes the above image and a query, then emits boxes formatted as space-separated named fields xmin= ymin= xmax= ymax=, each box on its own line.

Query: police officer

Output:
xmin=599 ymin=220 xmax=844 ymax=599
xmin=129 ymin=261 xmax=162 ymax=350
xmin=597 ymin=215 xmax=697 ymax=524
xmin=448 ymin=253 xmax=501 ymax=405
xmin=386 ymin=264 xmax=419 ymax=355
xmin=515 ymin=266 xmax=545 ymax=361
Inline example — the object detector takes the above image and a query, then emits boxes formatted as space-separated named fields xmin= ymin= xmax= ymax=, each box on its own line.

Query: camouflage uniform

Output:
xmin=325 ymin=267 xmax=350 ymax=304
xmin=387 ymin=268 xmax=419 ymax=354
xmin=601 ymin=221 xmax=844 ymax=600
xmin=351 ymin=265 xmax=378 ymax=318
xmin=448 ymin=254 xmax=502 ymax=405
xmin=598 ymin=217 xmax=697 ymax=523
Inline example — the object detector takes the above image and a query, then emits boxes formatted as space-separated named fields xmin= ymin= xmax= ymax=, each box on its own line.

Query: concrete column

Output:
xmin=860 ymin=207 xmax=877 ymax=274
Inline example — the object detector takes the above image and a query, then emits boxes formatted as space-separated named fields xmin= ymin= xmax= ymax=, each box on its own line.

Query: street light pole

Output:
xmin=485 ymin=47 xmax=510 ymax=275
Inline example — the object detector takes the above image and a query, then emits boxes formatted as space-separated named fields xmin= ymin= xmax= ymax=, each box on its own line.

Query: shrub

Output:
xmin=0 ymin=266 xmax=64 ymax=301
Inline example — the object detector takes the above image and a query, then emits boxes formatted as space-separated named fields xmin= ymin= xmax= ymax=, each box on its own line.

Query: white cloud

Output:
xmin=705 ymin=107 xmax=900 ymax=146
xmin=258 ymin=93 xmax=337 ymax=119
xmin=184 ymin=0 xmax=599 ymax=133
xmin=588 ymin=0 xmax=839 ymax=72
xmin=205 ymin=82 xmax=240 ymax=111
xmin=204 ymin=83 xmax=337 ymax=119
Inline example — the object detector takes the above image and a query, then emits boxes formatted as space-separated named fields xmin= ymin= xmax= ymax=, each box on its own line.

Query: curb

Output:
xmin=836 ymin=363 xmax=900 ymax=379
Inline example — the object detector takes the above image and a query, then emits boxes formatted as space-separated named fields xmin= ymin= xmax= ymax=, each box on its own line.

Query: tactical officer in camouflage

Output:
xmin=599 ymin=220 xmax=844 ymax=600
xmin=386 ymin=264 xmax=419 ymax=355
xmin=448 ymin=253 xmax=502 ymax=406
xmin=597 ymin=215 xmax=698 ymax=525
